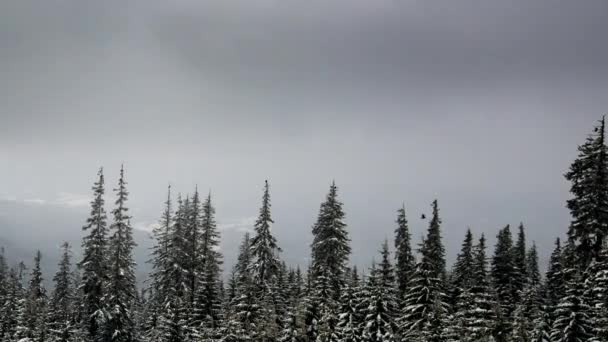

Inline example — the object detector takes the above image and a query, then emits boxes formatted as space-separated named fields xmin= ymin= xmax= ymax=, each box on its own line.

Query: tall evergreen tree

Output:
xmin=249 ymin=180 xmax=282 ymax=289
xmin=16 ymin=250 xmax=49 ymax=341
xmin=584 ymin=241 xmax=608 ymax=340
xmin=310 ymin=181 xmax=351 ymax=302
xmin=491 ymin=225 xmax=518 ymax=324
xmin=550 ymin=241 xmax=594 ymax=342
xmin=513 ymin=223 xmax=527 ymax=293
xmin=450 ymin=234 xmax=497 ymax=341
xmin=228 ymin=232 xmax=259 ymax=340
xmin=362 ymin=241 xmax=398 ymax=342
xmin=103 ymin=165 xmax=137 ymax=342
xmin=157 ymin=194 xmax=189 ymax=342
xmin=449 ymin=229 xmax=475 ymax=307
xmin=394 ymin=205 xmax=415 ymax=305
xmin=192 ymin=193 xmax=223 ymax=334
xmin=398 ymin=200 xmax=448 ymax=341
xmin=526 ymin=242 xmax=541 ymax=287
xmin=0 ymin=266 xmax=25 ymax=341
xmin=565 ymin=116 xmax=608 ymax=268
xmin=336 ymin=268 xmax=363 ymax=342
xmin=146 ymin=185 xmax=173 ymax=339
xmin=48 ymin=242 xmax=76 ymax=342
xmin=545 ymin=238 xmax=565 ymax=321
xmin=79 ymin=167 xmax=109 ymax=341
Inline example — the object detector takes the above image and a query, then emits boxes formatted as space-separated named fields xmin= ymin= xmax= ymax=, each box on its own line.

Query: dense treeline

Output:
xmin=1 ymin=117 xmax=608 ymax=342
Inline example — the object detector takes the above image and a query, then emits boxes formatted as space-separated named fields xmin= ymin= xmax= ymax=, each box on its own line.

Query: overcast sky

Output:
xmin=1 ymin=0 xmax=608 ymax=275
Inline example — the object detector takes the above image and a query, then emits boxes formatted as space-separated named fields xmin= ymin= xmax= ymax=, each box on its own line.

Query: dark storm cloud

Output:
xmin=1 ymin=0 xmax=608 ymax=271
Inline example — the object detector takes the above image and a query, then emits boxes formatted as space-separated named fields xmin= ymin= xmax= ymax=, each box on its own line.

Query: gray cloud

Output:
xmin=1 ymin=0 xmax=608 ymax=273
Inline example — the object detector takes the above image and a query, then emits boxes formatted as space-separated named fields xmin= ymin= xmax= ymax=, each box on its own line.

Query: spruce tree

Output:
xmin=452 ymin=234 xmax=497 ymax=341
xmin=526 ymin=242 xmax=541 ymax=287
xmin=550 ymin=241 xmax=594 ymax=342
xmin=229 ymin=232 xmax=259 ymax=340
xmin=584 ymin=241 xmax=608 ymax=340
xmin=192 ymin=193 xmax=223 ymax=334
xmin=146 ymin=185 xmax=173 ymax=339
xmin=362 ymin=241 xmax=398 ymax=342
xmin=491 ymin=225 xmax=518 ymax=326
xmin=394 ymin=205 xmax=415 ymax=305
xmin=16 ymin=250 xmax=49 ymax=341
xmin=398 ymin=200 xmax=448 ymax=341
xmin=310 ymin=181 xmax=351 ymax=302
xmin=104 ymin=165 xmax=137 ymax=342
xmin=545 ymin=238 xmax=565 ymax=322
xmin=0 ymin=266 xmax=24 ymax=341
xmin=336 ymin=268 xmax=362 ymax=342
xmin=48 ymin=242 xmax=75 ymax=342
xmin=449 ymin=229 xmax=475 ymax=307
xmin=565 ymin=116 xmax=608 ymax=268
xmin=513 ymin=223 xmax=527 ymax=294
xmin=249 ymin=180 xmax=282 ymax=289
xmin=157 ymin=194 xmax=189 ymax=342
xmin=79 ymin=168 xmax=109 ymax=341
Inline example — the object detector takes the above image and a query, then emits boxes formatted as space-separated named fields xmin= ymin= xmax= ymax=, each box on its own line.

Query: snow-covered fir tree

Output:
xmin=336 ymin=267 xmax=363 ymax=342
xmin=550 ymin=241 xmax=594 ymax=342
xmin=157 ymin=194 xmax=189 ymax=342
xmin=565 ymin=116 xmax=608 ymax=269
xmin=491 ymin=225 xmax=518 ymax=338
xmin=513 ymin=223 xmax=528 ymax=295
xmin=103 ymin=165 xmax=137 ymax=342
xmin=398 ymin=200 xmax=448 ymax=341
xmin=362 ymin=241 xmax=398 ymax=342
xmin=48 ymin=242 xmax=76 ymax=342
xmin=79 ymin=168 xmax=109 ymax=342
xmin=394 ymin=205 xmax=415 ymax=305
xmin=249 ymin=180 xmax=282 ymax=289
xmin=450 ymin=234 xmax=497 ymax=341
xmin=1 ymin=265 xmax=25 ymax=341
xmin=192 ymin=193 xmax=223 ymax=336
xmin=310 ymin=181 xmax=351 ymax=302
xmin=584 ymin=241 xmax=608 ymax=340
xmin=449 ymin=229 xmax=475 ymax=308
xmin=145 ymin=185 xmax=174 ymax=340
xmin=227 ymin=232 xmax=259 ymax=340
xmin=16 ymin=250 xmax=48 ymax=341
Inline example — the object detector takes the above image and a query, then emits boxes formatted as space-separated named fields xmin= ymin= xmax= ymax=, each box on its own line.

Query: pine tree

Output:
xmin=16 ymin=250 xmax=49 ymax=341
xmin=362 ymin=241 xmax=398 ymax=342
xmin=249 ymin=180 xmax=282 ymax=290
xmin=229 ymin=232 xmax=259 ymax=340
xmin=394 ymin=205 xmax=415 ymax=305
xmin=0 ymin=266 xmax=25 ymax=341
xmin=310 ymin=181 xmax=351 ymax=302
xmin=513 ymin=223 xmax=527 ymax=294
xmin=584 ymin=241 xmax=608 ymax=340
xmin=48 ymin=242 xmax=76 ymax=342
xmin=146 ymin=185 xmax=173 ymax=339
xmin=103 ymin=165 xmax=138 ymax=342
xmin=526 ymin=242 xmax=541 ymax=287
xmin=545 ymin=238 xmax=565 ymax=324
xmin=398 ymin=200 xmax=448 ymax=340
xmin=491 ymin=225 xmax=518 ymax=329
xmin=0 ymin=248 xmax=7 ymax=310
xmin=79 ymin=168 xmax=109 ymax=341
xmin=565 ymin=116 xmax=608 ymax=268
xmin=449 ymin=229 xmax=475 ymax=308
xmin=336 ymin=268 xmax=362 ymax=342
xmin=192 ymin=193 xmax=223 ymax=334
xmin=550 ymin=241 xmax=594 ymax=342
xmin=451 ymin=234 xmax=497 ymax=341
xmin=157 ymin=194 xmax=189 ymax=342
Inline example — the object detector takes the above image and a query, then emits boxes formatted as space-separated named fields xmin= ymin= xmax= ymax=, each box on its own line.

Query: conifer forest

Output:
xmin=1 ymin=116 xmax=608 ymax=342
